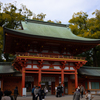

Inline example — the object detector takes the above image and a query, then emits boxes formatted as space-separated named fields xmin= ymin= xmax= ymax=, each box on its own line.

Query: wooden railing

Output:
xmin=16 ymin=52 xmax=86 ymax=60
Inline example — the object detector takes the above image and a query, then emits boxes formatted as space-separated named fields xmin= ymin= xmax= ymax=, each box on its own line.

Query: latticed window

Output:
xmin=85 ymin=82 xmax=87 ymax=89
xmin=91 ymin=82 xmax=100 ymax=89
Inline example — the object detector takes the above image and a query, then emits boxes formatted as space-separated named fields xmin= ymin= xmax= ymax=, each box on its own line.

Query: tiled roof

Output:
xmin=78 ymin=66 xmax=100 ymax=76
xmin=4 ymin=19 xmax=100 ymax=42
xmin=0 ymin=62 xmax=15 ymax=73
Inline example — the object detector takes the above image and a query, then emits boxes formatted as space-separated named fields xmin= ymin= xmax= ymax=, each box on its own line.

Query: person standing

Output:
xmin=32 ymin=85 xmax=36 ymax=100
xmin=56 ymin=84 xmax=61 ymax=97
xmin=2 ymin=90 xmax=11 ymax=100
xmin=61 ymin=84 xmax=64 ymax=97
xmin=85 ymin=90 xmax=93 ymax=100
xmin=73 ymin=88 xmax=80 ymax=100
xmin=8 ymin=91 xmax=13 ymax=100
xmin=38 ymin=86 xmax=42 ymax=100
xmin=44 ymin=86 xmax=47 ymax=98
xmin=80 ymin=85 xmax=85 ymax=98
xmin=77 ymin=86 xmax=80 ymax=92
xmin=14 ymin=87 xmax=18 ymax=100
xmin=41 ymin=87 xmax=45 ymax=100
xmin=0 ymin=88 xmax=3 ymax=100
xmin=34 ymin=86 xmax=39 ymax=100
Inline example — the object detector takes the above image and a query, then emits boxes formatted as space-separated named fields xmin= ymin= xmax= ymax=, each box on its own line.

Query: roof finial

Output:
xmin=25 ymin=17 xmax=28 ymax=24
xmin=2 ymin=19 xmax=9 ymax=27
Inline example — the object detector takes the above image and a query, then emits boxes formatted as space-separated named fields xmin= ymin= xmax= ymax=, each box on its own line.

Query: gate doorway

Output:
xmin=41 ymin=81 xmax=55 ymax=95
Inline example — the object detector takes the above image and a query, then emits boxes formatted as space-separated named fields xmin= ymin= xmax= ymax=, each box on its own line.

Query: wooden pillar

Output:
xmin=22 ymin=66 xmax=25 ymax=96
xmin=87 ymin=79 xmax=89 ymax=90
xmin=61 ymin=61 xmax=66 ymax=86
xmin=38 ymin=60 xmax=43 ymax=87
xmin=38 ymin=67 xmax=41 ymax=87
xmin=61 ymin=68 xmax=64 ymax=86
xmin=61 ymin=67 xmax=64 ymax=96
xmin=1 ymin=79 xmax=3 ymax=91
xmin=61 ymin=61 xmax=66 ymax=96
xmin=75 ymin=69 xmax=78 ymax=89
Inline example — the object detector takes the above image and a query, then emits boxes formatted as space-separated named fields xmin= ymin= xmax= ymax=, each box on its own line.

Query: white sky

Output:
xmin=0 ymin=0 xmax=100 ymax=24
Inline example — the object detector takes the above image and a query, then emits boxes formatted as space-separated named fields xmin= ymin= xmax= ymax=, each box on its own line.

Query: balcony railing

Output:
xmin=16 ymin=52 xmax=86 ymax=60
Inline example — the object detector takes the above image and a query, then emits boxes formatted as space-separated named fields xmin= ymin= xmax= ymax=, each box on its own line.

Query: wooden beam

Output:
xmin=25 ymin=71 xmax=39 ymax=73
xmin=41 ymin=72 xmax=61 ymax=74
xmin=64 ymin=73 xmax=75 ymax=74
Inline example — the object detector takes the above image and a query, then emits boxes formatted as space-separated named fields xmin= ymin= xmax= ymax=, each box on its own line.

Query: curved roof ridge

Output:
xmin=81 ymin=66 xmax=100 ymax=69
xmin=26 ymin=19 xmax=67 ymax=27
xmin=21 ymin=21 xmax=100 ymax=42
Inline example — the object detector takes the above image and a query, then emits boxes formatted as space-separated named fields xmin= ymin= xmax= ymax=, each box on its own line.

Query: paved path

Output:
xmin=17 ymin=95 xmax=100 ymax=100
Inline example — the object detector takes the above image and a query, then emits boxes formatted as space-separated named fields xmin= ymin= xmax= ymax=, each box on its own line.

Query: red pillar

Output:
xmin=22 ymin=67 xmax=25 ymax=96
xmin=87 ymin=79 xmax=89 ymax=90
xmin=75 ymin=69 xmax=78 ymax=89
xmin=61 ymin=61 xmax=66 ymax=86
xmin=38 ymin=67 xmax=41 ymax=87
xmin=61 ymin=68 xmax=64 ymax=86
xmin=1 ymin=79 xmax=3 ymax=91
xmin=38 ymin=60 xmax=43 ymax=87
xmin=61 ymin=65 xmax=65 ymax=96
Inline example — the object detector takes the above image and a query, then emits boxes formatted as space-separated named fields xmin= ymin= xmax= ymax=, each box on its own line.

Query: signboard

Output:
xmin=23 ymin=88 xmax=26 ymax=96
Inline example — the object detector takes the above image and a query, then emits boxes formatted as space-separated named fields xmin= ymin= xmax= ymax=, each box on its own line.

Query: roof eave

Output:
xmin=3 ymin=27 xmax=100 ymax=44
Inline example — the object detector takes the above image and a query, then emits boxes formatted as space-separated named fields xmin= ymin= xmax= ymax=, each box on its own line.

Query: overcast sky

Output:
xmin=0 ymin=0 xmax=100 ymax=24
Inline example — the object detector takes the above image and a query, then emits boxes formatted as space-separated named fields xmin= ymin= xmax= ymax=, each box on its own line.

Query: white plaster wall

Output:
xmin=70 ymin=67 xmax=75 ymax=70
xmin=26 ymin=65 xmax=32 ymax=68
xmin=33 ymin=65 xmax=38 ymax=68
xmin=54 ymin=66 xmax=61 ymax=69
xmin=42 ymin=66 xmax=49 ymax=69
xmin=64 ymin=67 xmax=69 ymax=70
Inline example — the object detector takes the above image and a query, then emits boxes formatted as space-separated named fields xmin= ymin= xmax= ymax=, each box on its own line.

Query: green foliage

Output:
xmin=32 ymin=13 xmax=46 ymax=21
xmin=47 ymin=20 xmax=61 ymax=24
xmin=0 ymin=1 xmax=33 ymax=61
xmin=69 ymin=11 xmax=88 ymax=35
xmin=32 ymin=13 xmax=62 ymax=24
xmin=0 ymin=1 xmax=62 ymax=62
xmin=0 ymin=26 xmax=3 ymax=61
xmin=69 ymin=10 xmax=100 ymax=67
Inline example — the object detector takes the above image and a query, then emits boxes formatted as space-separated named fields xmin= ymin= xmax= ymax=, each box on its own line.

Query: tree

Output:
xmin=69 ymin=10 xmax=100 ymax=67
xmin=32 ymin=13 xmax=62 ymax=24
xmin=32 ymin=13 xmax=46 ymax=21
xmin=0 ymin=1 xmax=33 ymax=61
xmin=1 ymin=2 xmax=32 ymax=29
xmin=69 ymin=11 xmax=88 ymax=35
